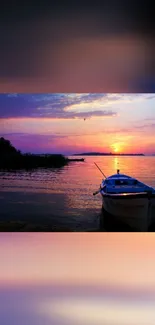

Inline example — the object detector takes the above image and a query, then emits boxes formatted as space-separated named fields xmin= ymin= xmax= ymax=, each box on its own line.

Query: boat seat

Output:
xmin=115 ymin=180 xmax=129 ymax=185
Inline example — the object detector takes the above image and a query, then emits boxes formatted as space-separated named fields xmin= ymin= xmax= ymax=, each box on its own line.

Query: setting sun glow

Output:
xmin=111 ymin=143 xmax=122 ymax=154
xmin=114 ymin=147 xmax=119 ymax=153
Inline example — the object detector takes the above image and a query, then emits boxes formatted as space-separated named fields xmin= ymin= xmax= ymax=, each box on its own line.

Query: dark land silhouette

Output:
xmin=73 ymin=152 xmax=145 ymax=156
xmin=0 ymin=137 xmax=84 ymax=170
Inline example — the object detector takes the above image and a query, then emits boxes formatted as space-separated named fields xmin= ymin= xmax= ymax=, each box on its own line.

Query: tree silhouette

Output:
xmin=0 ymin=137 xmax=19 ymax=154
xmin=0 ymin=137 xmax=68 ymax=170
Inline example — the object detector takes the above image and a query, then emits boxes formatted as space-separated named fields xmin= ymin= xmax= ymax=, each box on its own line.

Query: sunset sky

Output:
xmin=0 ymin=93 xmax=155 ymax=155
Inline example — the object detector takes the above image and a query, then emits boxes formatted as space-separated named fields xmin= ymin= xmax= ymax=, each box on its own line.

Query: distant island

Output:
xmin=73 ymin=152 xmax=145 ymax=156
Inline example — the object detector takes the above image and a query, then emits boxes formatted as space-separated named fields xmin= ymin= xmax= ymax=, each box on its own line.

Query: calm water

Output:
xmin=0 ymin=156 xmax=155 ymax=231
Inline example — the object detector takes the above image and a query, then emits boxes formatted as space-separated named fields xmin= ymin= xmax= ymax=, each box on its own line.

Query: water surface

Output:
xmin=0 ymin=156 xmax=155 ymax=231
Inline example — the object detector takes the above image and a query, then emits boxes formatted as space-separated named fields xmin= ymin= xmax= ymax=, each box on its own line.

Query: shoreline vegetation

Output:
xmin=0 ymin=137 xmax=84 ymax=171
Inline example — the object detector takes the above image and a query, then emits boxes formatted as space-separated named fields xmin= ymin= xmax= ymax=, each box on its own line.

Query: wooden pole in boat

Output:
xmin=94 ymin=162 xmax=106 ymax=179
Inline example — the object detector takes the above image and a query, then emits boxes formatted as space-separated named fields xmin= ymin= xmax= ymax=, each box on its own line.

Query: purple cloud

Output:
xmin=1 ymin=93 xmax=154 ymax=119
xmin=0 ymin=94 xmax=117 ymax=119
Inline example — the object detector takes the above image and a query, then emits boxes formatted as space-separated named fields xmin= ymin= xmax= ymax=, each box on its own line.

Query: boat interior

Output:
xmin=101 ymin=174 xmax=154 ymax=194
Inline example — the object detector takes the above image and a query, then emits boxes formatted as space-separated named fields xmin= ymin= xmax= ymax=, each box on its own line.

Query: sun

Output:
xmin=111 ymin=143 xmax=122 ymax=154
xmin=114 ymin=147 xmax=119 ymax=153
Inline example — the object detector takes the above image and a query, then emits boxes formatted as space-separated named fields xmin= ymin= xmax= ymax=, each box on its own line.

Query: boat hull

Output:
xmin=101 ymin=192 xmax=150 ymax=231
xmin=148 ymin=196 xmax=155 ymax=226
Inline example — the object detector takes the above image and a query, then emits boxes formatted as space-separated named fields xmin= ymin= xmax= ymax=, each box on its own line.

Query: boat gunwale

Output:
xmin=100 ymin=190 xmax=155 ymax=199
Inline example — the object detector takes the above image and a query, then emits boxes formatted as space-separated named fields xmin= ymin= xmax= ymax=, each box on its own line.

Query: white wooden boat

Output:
xmin=95 ymin=168 xmax=155 ymax=231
